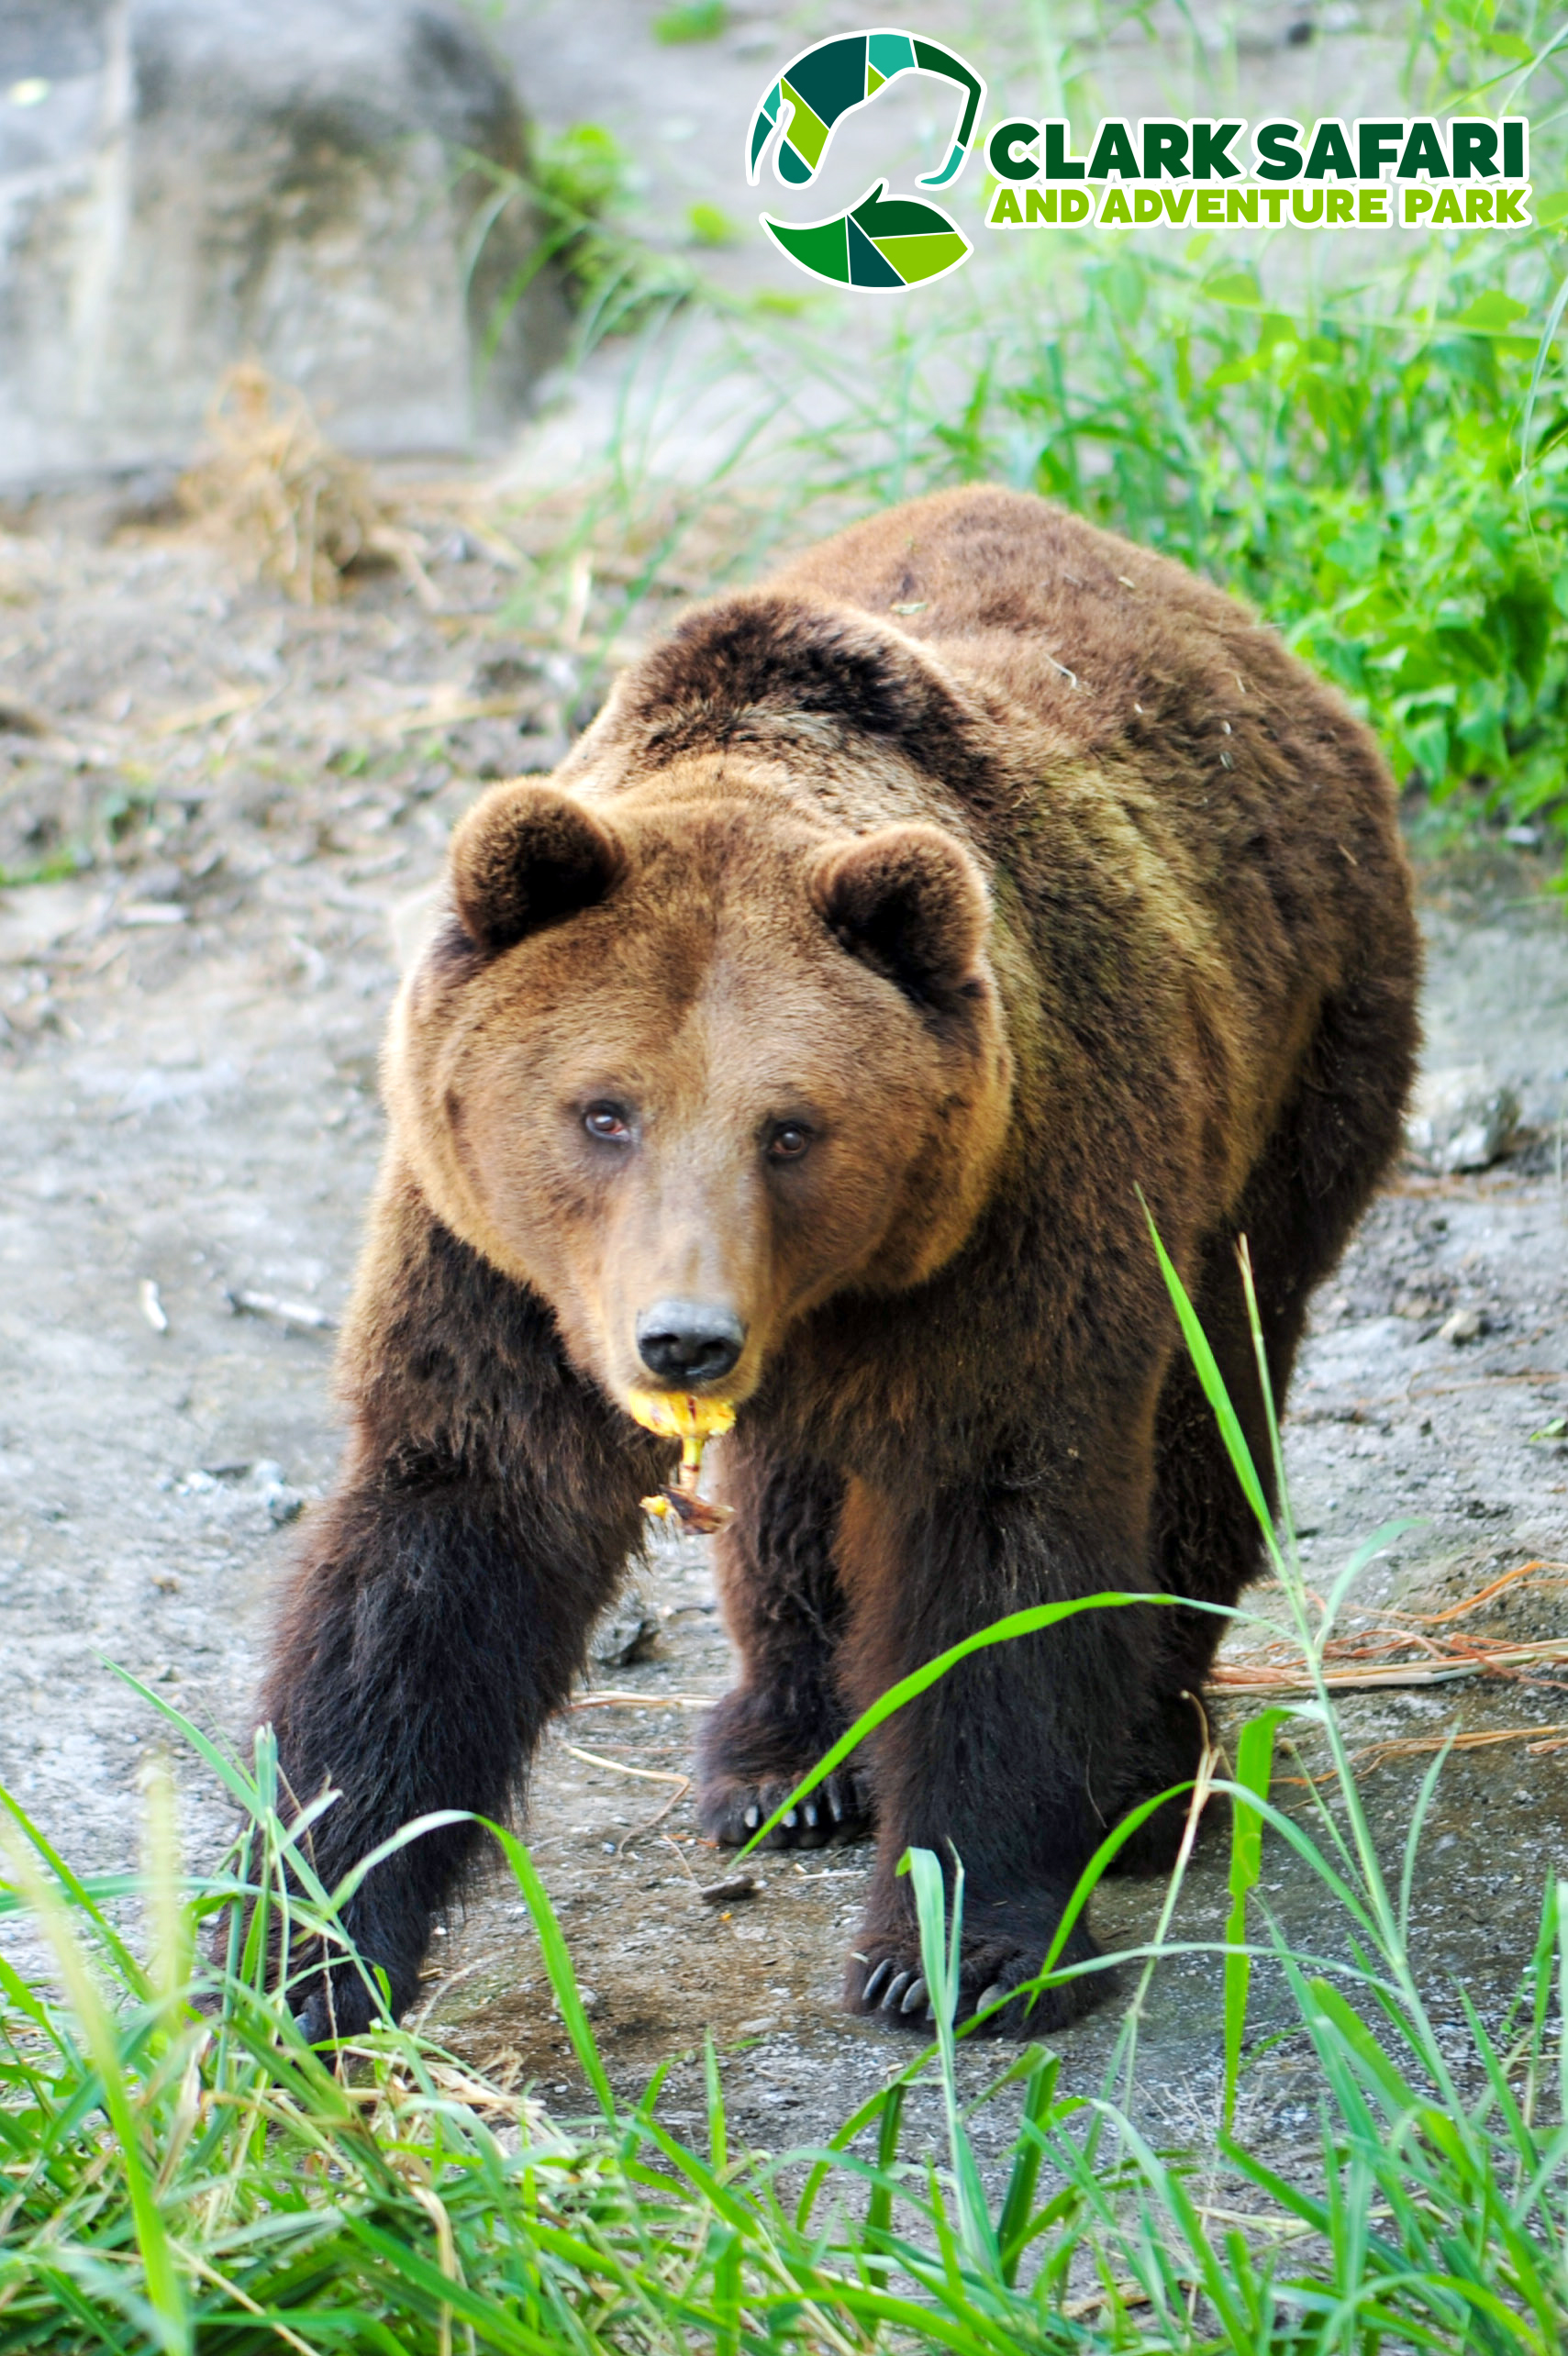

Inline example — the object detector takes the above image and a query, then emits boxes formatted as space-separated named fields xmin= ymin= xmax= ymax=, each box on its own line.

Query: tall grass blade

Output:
xmin=995 ymin=2047 xmax=1059 ymax=2284
xmin=486 ymin=1821 xmax=616 ymax=2121
xmin=863 ymin=2075 xmax=906 ymax=2287
xmin=1223 ymin=1706 xmax=1287 ymax=2134
xmin=906 ymin=1847 xmax=996 ymax=2273
xmin=139 ymin=1755 xmax=191 ymax=2030
xmin=0 ymin=1832 xmax=189 ymax=2352
xmin=1140 ymin=1194 xmax=1278 ymax=1552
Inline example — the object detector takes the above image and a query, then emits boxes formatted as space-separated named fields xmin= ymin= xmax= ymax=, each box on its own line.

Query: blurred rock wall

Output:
xmin=0 ymin=0 xmax=562 ymax=487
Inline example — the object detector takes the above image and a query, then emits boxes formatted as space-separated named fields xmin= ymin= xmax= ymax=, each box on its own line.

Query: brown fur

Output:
xmin=259 ymin=486 xmax=1419 ymax=2039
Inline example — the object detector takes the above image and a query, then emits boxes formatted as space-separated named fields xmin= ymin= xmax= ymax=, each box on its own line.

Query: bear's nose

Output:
xmin=635 ymin=1299 xmax=745 ymax=1386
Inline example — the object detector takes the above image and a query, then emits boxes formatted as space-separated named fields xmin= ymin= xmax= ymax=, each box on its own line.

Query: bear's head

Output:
xmin=386 ymin=764 xmax=1014 ymax=1420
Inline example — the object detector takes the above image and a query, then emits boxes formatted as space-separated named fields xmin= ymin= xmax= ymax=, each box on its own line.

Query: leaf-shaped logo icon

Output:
xmin=746 ymin=30 xmax=984 ymax=289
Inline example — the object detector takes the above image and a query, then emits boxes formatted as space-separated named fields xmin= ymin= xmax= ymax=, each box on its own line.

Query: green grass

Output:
xmin=3 ymin=1237 xmax=1567 ymax=2351
xmin=652 ymin=3 xmax=728 ymax=44
xmin=0 ymin=853 xmax=89 ymax=889
xmin=762 ymin=228 xmax=1568 ymax=853
xmin=687 ymin=204 xmax=738 ymax=250
xmin=460 ymin=0 xmax=1568 ymax=862
xmin=459 ymin=122 xmax=699 ymax=368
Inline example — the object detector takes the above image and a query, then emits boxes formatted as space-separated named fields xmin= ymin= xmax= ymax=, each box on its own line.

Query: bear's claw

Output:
xmin=847 ymin=1902 xmax=1108 ymax=2037
xmin=700 ymin=1766 xmax=873 ymax=1850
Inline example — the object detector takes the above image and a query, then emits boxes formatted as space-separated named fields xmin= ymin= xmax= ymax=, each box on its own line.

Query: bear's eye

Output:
xmin=765 ymin=1122 xmax=813 ymax=1164
xmin=583 ymin=1102 xmax=632 ymax=1142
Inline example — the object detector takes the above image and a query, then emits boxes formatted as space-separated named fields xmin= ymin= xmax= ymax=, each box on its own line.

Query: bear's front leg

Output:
xmin=696 ymin=1441 xmax=873 ymax=1851
xmin=837 ymin=1475 xmax=1168 ymax=2036
xmin=254 ymin=1191 xmax=664 ymax=2039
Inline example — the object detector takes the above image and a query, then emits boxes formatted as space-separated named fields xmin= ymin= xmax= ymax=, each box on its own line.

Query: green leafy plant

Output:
xmin=732 ymin=215 xmax=1568 ymax=853
xmin=653 ymin=2 xmax=727 ymax=43
xmin=452 ymin=0 xmax=1568 ymax=871
xmin=460 ymin=122 xmax=697 ymax=363
xmin=687 ymin=201 xmax=737 ymax=249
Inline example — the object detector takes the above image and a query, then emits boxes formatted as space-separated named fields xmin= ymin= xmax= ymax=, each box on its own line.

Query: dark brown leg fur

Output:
xmin=837 ymin=1469 xmax=1166 ymax=2037
xmin=841 ymin=959 xmax=1419 ymax=2025
xmin=697 ymin=1445 xmax=873 ymax=1850
xmin=258 ymin=1206 xmax=662 ymax=2039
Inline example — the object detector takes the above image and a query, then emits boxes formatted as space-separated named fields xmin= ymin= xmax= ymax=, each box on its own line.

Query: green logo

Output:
xmin=746 ymin=28 xmax=985 ymax=288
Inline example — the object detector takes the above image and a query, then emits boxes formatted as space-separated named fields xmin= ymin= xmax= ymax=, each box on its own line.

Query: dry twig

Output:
xmin=562 ymin=1745 xmax=686 ymax=1784
xmin=567 ymin=1690 xmax=714 ymax=1712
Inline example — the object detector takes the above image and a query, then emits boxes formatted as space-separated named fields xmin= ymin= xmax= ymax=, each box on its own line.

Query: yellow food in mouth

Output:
xmin=627 ymin=1390 xmax=736 ymax=1533
xmin=626 ymin=1388 xmax=737 ymax=1452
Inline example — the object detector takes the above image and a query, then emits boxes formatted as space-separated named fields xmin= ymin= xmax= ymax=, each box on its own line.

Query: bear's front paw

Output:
xmin=698 ymin=1765 xmax=873 ymax=1850
xmin=846 ymin=1898 xmax=1108 ymax=2037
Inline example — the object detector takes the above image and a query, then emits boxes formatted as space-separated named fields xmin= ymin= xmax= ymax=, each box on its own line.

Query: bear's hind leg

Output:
xmin=697 ymin=1445 xmax=872 ymax=1850
xmin=1112 ymin=1165 xmax=1331 ymax=1875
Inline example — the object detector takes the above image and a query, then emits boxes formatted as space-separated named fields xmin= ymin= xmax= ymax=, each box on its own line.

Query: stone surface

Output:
xmin=0 ymin=0 xmax=562 ymax=487
xmin=1406 ymin=1062 xmax=1523 ymax=1173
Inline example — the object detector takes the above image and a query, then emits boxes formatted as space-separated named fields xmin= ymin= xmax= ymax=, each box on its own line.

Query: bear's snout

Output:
xmin=635 ymin=1298 xmax=746 ymax=1387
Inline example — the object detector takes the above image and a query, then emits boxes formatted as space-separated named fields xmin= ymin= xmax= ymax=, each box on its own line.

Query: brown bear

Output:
xmin=260 ymin=484 xmax=1419 ymax=2040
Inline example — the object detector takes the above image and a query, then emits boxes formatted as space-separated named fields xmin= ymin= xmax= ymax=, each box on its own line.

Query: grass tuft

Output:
xmin=462 ymin=3 xmax=1568 ymax=862
xmin=2 ymin=1227 xmax=1566 ymax=2349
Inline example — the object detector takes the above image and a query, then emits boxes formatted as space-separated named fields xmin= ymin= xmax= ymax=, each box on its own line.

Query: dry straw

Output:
xmin=177 ymin=364 xmax=439 ymax=607
xmin=1213 ymin=1557 xmax=1568 ymax=1698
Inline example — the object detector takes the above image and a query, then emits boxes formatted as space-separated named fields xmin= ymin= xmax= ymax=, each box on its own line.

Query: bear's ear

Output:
xmin=811 ymin=824 xmax=991 ymax=1008
xmin=449 ymin=783 xmax=625 ymax=955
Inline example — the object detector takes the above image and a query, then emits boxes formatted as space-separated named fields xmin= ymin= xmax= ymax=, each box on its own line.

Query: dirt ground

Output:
xmin=0 ymin=460 xmax=1564 ymax=2177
